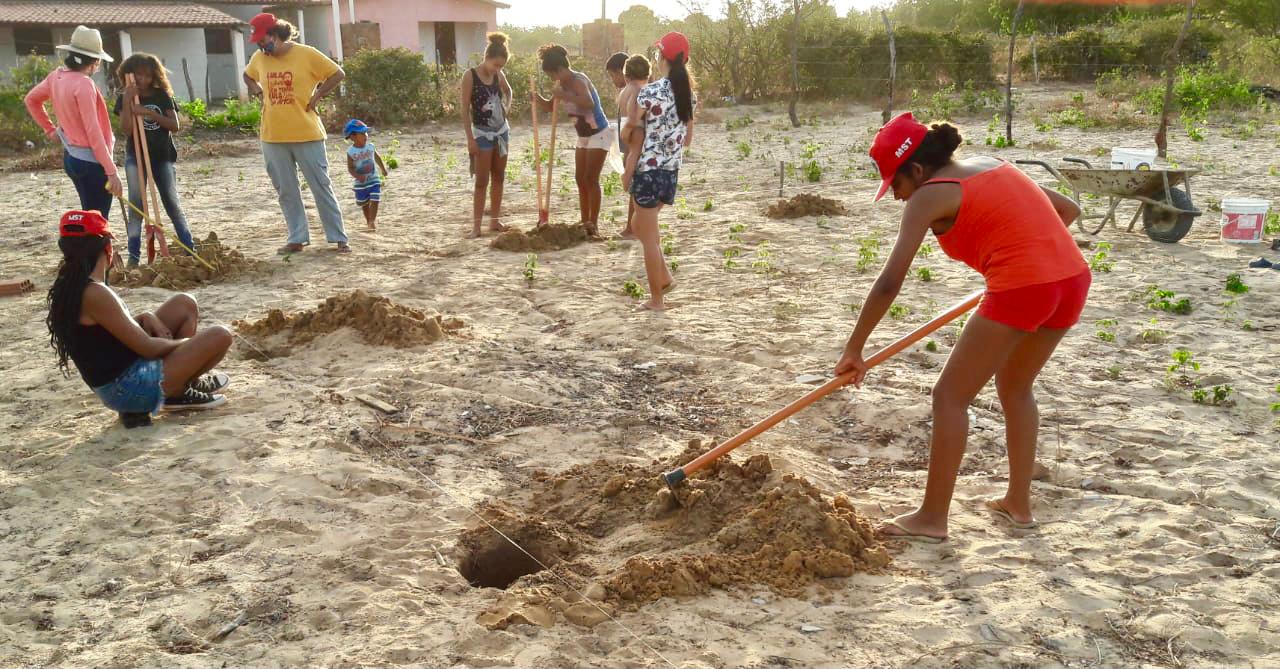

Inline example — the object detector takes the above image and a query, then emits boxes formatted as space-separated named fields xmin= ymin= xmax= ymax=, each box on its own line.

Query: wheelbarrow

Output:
xmin=1017 ymin=158 xmax=1202 ymax=243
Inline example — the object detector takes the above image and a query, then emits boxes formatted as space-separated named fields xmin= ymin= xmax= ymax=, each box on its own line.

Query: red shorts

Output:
xmin=978 ymin=270 xmax=1092 ymax=332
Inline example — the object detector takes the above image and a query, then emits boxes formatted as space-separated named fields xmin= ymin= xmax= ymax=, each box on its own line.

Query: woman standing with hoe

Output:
xmin=25 ymin=25 xmax=123 ymax=215
xmin=835 ymin=113 xmax=1089 ymax=542
xmin=460 ymin=33 xmax=512 ymax=238
xmin=242 ymin=13 xmax=349 ymax=255
xmin=534 ymin=44 xmax=613 ymax=238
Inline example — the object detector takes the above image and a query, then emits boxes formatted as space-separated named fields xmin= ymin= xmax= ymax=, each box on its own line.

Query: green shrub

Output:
xmin=0 ymin=55 xmax=56 ymax=150
xmin=336 ymin=47 xmax=441 ymax=125
xmin=1135 ymin=66 xmax=1257 ymax=119
xmin=178 ymin=97 xmax=261 ymax=132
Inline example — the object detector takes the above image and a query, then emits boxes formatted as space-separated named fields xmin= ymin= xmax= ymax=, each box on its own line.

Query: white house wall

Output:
xmin=0 ymin=27 xmax=17 ymax=70
xmin=127 ymin=27 xmax=209 ymax=101
xmin=457 ymin=21 xmax=485 ymax=66
xmin=302 ymin=5 xmax=333 ymax=58
xmin=418 ymin=21 xmax=436 ymax=64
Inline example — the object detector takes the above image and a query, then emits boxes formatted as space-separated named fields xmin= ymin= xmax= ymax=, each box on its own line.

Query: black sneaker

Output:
xmin=162 ymin=387 xmax=227 ymax=411
xmin=188 ymin=371 xmax=230 ymax=394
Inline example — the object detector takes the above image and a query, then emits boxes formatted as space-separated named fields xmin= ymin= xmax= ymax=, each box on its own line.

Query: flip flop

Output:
xmin=277 ymin=244 xmax=305 ymax=255
xmin=879 ymin=520 xmax=946 ymax=544
xmin=1248 ymin=257 xmax=1273 ymax=268
xmin=336 ymin=244 xmax=352 ymax=254
xmin=985 ymin=499 xmax=1038 ymax=529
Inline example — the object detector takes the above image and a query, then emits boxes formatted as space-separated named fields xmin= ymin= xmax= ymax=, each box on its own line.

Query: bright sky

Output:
xmin=498 ymin=1 xmax=889 ymax=28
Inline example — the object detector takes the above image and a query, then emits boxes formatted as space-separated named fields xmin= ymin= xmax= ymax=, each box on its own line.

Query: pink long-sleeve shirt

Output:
xmin=25 ymin=68 xmax=117 ymax=176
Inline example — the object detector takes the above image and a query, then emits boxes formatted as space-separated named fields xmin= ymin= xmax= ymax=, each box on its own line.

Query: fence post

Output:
xmin=181 ymin=57 xmax=195 ymax=101
xmin=1031 ymin=34 xmax=1039 ymax=84
xmin=881 ymin=11 xmax=896 ymax=124
xmin=1004 ymin=0 xmax=1024 ymax=145
xmin=779 ymin=160 xmax=785 ymax=198
xmin=1157 ymin=0 xmax=1196 ymax=159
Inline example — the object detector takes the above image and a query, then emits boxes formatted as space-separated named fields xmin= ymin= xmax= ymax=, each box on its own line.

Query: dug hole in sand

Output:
xmin=233 ymin=290 xmax=464 ymax=359
xmin=461 ymin=439 xmax=890 ymax=631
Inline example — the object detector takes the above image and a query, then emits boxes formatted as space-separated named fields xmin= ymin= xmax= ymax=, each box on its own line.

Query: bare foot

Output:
xmin=661 ymin=280 xmax=676 ymax=295
xmin=366 ymin=222 xmax=377 ymax=231
xmin=619 ymin=230 xmax=637 ymax=240
xmin=878 ymin=511 xmax=947 ymax=542
xmin=636 ymin=300 xmax=667 ymax=312
xmin=489 ymin=222 xmax=509 ymax=233
xmin=465 ymin=229 xmax=482 ymax=239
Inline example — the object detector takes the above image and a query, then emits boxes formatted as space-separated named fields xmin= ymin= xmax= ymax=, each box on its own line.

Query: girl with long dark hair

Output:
xmin=836 ymin=113 xmax=1089 ymax=541
xmin=460 ymin=32 xmax=513 ymax=238
xmin=622 ymin=33 xmax=697 ymax=311
xmin=48 ymin=210 xmax=233 ymax=424
xmin=535 ymin=44 xmax=614 ymax=237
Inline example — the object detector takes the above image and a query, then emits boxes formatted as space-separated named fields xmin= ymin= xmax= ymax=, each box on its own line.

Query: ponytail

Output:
xmin=667 ymin=54 xmax=695 ymax=124
xmin=485 ymin=32 xmax=509 ymax=60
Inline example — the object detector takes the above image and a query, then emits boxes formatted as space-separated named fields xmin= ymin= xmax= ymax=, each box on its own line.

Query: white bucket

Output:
xmin=1220 ymin=197 xmax=1270 ymax=243
xmin=1110 ymin=148 xmax=1157 ymax=170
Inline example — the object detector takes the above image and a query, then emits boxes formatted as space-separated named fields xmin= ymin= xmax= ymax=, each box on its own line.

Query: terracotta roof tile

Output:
xmin=0 ymin=2 xmax=245 ymax=27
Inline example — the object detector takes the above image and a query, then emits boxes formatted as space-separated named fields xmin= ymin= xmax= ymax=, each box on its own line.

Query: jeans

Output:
xmin=125 ymin=158 xmax=196 ymax=264
xmin=92 ymin=358 xmax=165 ymax=414
xmin=261 ymin=140 xmax=347 ymax=245
xmin=63 ymin=152 xmax=113 ymax=218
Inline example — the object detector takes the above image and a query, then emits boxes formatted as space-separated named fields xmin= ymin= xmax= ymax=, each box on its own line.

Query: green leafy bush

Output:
xmin=1 ymin=55 xmax=56 ymax=149
xmin=178 ymin=97 xmax=261 ymax=131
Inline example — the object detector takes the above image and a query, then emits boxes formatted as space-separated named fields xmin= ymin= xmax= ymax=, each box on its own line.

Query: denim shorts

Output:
xmin=475 ymin=130 xmax=509 ymax=152
xmin=630 ymin=169 xmax=678 ymax=209
xmin=92 ymin=358 xmax=164 ymax=414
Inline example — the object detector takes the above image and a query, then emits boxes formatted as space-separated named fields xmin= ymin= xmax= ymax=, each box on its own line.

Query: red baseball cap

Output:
xmin=59 ymin=210 xmax=113 ymax=238
xmin=654 ymin=32 xmax=690 ymax=63
xmin=249 ymin=13 xmax=277 ymax=44
xmin=869 ymin=112 xmax=929 ymax=202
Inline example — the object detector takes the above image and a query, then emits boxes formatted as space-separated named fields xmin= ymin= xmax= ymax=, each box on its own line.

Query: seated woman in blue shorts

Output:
xmin=47 ymin=210 xmax=233 ymax=425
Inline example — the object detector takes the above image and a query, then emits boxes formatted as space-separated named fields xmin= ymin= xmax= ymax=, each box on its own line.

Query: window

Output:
xmin=204 ymin=28 xmax=232 ymax=54
xmin=15 ymin=27 xmax=55 ymax=56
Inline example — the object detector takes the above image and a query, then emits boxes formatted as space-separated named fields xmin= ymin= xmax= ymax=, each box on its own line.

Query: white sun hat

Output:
xmin=57 ymin=25 xmax=114 ymax=62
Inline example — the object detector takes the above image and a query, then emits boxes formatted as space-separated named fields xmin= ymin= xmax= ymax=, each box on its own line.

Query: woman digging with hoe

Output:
xmin=47 ymin=210 xmax=233 ymax=425
xmin=534 ymin=44 xmax=613 ymax=238
xmin=835 ymin=113 xmax=1089 ymax=542
xmin=460 ymin=32 xmax=513 ymax=238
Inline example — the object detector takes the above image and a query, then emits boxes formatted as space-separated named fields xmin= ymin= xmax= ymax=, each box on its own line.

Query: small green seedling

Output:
xmin=1147 ymin=286 xmax=1192 ymax=315
xmin=735 ymin=141 xmax=752 ymax=159
xmin=1168 ymin=348 xmax=1200 ymax=375
xmin=1224 ymin=273 xmax=1249 ymax=295
xmin=888 ymin=303 xmax=911 ymax=320
xmin=1095 ymin=318 xmax=1117 ymax=342
xmin=522 ymin=253 xmax=538 ymax=285
xmin=1090 ymin=242 xmax=1115 ymax=273
xmin=668 ymin=259 xmax=680 ymax=272
xmin=925 ymin=340 xmax=939 ymax=353
xmin=916 ymin=267 xmax=935 ymax=282
xmin=1105 ymin=365 xmax=1122 ymax=380
xmin=916 ymin=243 xmax=935 ymax=259
xmin=703 ymin=199 xmax=714 ymax=212
xmin=622 ymin=280 xmax=645 ymax=299
xmin=856 ymin=238 xmax=881 ymax=273
xmin=723 ymin=247 xmax=741 ymax=269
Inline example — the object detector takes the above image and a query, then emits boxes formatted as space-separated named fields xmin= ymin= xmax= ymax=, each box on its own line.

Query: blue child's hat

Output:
xmin=344 ymin=119 xmax=371 ymax=138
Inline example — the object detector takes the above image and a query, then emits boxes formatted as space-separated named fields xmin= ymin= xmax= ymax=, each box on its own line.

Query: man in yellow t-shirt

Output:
xmin=243 ymin=12 xmax=350 ymax=254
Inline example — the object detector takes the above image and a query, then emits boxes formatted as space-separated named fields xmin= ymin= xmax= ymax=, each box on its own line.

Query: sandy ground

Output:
xmin=1 ymin=86 xmax=1278 ymax=668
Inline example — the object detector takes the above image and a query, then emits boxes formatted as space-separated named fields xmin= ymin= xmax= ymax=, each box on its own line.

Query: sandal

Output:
xmin=879 ymin=520 xmax=947 ymax=543
xmin=985 ymin=499 xmax=1038 ymax=529
xmin=277 ymin=243 xmax=305 ymax=255
xmin=1248 ymin=257 xmax=1273 ymax=269
xmin=336 ymin=243 xmax=352 ymax=254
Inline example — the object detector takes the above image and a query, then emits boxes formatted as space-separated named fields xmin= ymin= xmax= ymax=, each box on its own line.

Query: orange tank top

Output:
xmin=928 ymin=163 xmax=1087 ymax=293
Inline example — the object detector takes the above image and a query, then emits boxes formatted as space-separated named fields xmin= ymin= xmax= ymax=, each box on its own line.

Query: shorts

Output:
xmin=576 ymin=125 xmax=617 ymax=151
xmin=978 ymin=270 xmax=1092 ymax=332
xmin=475 ymin=130 xmax=508 ymax=152
xmin=92 ymin=358 xmax=165 ymax=415
xmin=630 ymin=169 xmax=678 ymax=209
xmin=354 ymin=180 xmax=381 ymax=204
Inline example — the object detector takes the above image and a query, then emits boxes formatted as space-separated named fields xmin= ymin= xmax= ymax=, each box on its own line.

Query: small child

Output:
xmin=344 ymin=119 xmax=387 ymax=230
xmin=113 ymin=53 xmax=197 ymax=267
xmin=616 ymin=54 xmax=650 ymax=239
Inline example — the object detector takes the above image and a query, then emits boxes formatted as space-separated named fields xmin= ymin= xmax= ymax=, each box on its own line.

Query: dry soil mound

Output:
xmin=463 ymin=440 xmax=890 ymax=629
xmin=490 ymin=224 xmax=590 ymax=252
xmin=233 ymin=290 xmax=462 ymax=359
xmin=114 ymin=232 xmax=269 ymax=289
xmin=766 ymin=193 xmax=848 ymax=219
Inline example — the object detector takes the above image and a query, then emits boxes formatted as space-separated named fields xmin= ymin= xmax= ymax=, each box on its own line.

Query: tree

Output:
xmin=619 ymin=4 xmax=665 ymax=51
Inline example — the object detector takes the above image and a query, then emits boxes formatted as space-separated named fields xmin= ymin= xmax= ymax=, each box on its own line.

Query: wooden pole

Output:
xmin=1031 ymin=34 xmax=1039 ymax=85
xmin=181 ymin=57 xmax=195 ymax=102
xmin=881 ymin=10 xmax=895 ymax=124
xmin=1156 ymin=0 xmax=1196 ymax=159
xmin=544 ymin=99 xmax=559 ymax=226
xmin=1004 ymin=0 xmax=1024 ymax=145
xmin=788 ymin=0 xmax=801 ymax=128
xmin=531 ymin=74 xmax=546 ymax=224
xmin=127 ymin=73 xmax=170 ymax=262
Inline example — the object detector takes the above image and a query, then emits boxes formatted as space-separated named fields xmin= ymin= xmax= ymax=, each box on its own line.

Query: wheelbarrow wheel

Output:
xmin=1142 ymin=187 xmax=1196 ymax=244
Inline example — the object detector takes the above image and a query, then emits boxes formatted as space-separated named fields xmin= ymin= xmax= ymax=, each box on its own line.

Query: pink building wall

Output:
xmin=341 ymin=0 xmax=498 ymax=55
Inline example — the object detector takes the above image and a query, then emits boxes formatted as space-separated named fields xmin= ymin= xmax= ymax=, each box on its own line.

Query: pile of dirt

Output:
xmin=465 ymin=440 xmax=890 ymax=629
xmin=233 ymin=290 xmax=463 ymax=359
xmin=766 ymin=193 xmax=848 ymax=219
xmin=114 ymin=232 xmax=269 ymax=289
xmin=490 ymin=224 xmax=590 ymax=252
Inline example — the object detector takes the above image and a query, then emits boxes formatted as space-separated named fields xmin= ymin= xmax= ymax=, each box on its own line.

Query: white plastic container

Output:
xmin=1110 ymin=148 xmax=1157 ymax=170
xmin=1220 ymin=198 xmax=1270 ymax=243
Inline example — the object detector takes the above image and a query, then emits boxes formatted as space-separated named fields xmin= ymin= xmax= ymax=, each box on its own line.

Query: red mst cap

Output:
xmin=249 ymin=13 xmax=277 ymax=43
xmin=869 ymin=112 xmax=930 ymax=202
xmin=654 ymin=31 xmax=690 ymax=62
xmin=59 ymin=210 xmax=113 ymax=238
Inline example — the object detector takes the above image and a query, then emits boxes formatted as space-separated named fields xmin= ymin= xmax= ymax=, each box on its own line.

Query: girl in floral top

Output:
xmin=623 ymin=32 xmax=696 ymax=311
